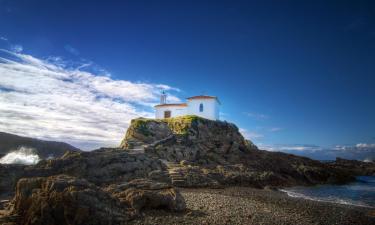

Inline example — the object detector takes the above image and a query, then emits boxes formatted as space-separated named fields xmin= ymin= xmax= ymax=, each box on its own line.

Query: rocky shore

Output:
xmin=0 ymin=116 xmax=374 ymax=224
xmin=129 ymin=187 xmax=375 ymax=225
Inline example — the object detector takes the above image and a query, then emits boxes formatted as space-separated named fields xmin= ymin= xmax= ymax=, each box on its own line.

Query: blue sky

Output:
xmin=0 ymin=0 xmax=375 ymax=150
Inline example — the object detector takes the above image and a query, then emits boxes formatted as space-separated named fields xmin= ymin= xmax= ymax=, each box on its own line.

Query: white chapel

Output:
xmin=154 ymin=92 xmax=220 ymax=120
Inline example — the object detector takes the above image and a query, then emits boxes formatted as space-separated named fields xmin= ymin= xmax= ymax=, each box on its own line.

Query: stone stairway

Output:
xmin=163 ymin=161 xmax=188 ymax=187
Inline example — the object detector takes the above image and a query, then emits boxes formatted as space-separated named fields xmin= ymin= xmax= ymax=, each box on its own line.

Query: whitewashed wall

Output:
xmin=186 ymin=98 xmax=219 ymax=120
xmin=155 ymin=105 xmax=187 ymax=119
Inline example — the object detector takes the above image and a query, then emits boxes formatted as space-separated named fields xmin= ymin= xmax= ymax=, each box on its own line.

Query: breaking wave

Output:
xmin=0 ymin=147 xmax=41 ymax=165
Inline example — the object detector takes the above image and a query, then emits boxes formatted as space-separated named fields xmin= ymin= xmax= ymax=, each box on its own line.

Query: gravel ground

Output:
xmin=129 ymin=187 xmax=375 ymax=225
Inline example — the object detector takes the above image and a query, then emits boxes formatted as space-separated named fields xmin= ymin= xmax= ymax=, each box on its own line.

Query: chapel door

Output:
xmin=164 ymin=111 xmax=171 ymax=118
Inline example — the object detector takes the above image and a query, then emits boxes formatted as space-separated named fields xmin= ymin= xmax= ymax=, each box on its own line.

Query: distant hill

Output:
xmin=0 ymin=132 xmax=80 ymax=158
xmin=278 ymin=147 xmax=374 ymax=162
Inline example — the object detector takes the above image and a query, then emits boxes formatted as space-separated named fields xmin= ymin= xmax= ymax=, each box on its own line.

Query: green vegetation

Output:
xmin=131 ymin=118 xmax=154 ymax=136
xmin=131 ymin=115 xmax=205 ymax=136
xmin=164 ymin=115 xmax=204 ymax=135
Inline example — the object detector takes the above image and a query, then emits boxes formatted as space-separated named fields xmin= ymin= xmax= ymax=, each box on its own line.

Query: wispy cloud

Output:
xmin=335 ymin=143 xmax=375 ymax=150
xmin=0 ymin=36 xmax=7 ymax=41
xmin=0 ymin=50 xmax=180 ymax=150
xmin=259 ymin=144 xmax=322 ymax=152
xmin=355 ymin=143 xmax=375 ymax=148
xmin=243 ymin=112 xmax=268 ymax=120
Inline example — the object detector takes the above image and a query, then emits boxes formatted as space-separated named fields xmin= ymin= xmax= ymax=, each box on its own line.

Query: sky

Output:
xmin=0 ymin=0 xmax=375 ymax=151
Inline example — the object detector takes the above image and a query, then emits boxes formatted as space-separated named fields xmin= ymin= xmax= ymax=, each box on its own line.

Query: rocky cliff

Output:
xmin=119 ymin=116 xmax=367 ymax=188
xmin=0 ymin=149 xmax=185 ymax=225
xmin=121 ymin=116 xmax=257 ymax=163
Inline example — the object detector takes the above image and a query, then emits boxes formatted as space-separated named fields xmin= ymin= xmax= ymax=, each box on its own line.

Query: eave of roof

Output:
xmin=186 ymin=95 xmax=221 ymax=104
xmin=154 ymin=103 xmax=187 ymax=108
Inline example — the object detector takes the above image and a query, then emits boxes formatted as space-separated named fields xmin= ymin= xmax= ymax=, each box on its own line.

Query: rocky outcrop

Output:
xmin=106 ymin=179 xmax=186 ymax=215
xmin=119 ymin=116 xmax=363 ymax=188
xmin=5 ymin=175 xmax=185 ymax=225
xmin=121 ymin=116 xmax=256 ymax=164
xmin=0 ymin=148 xmax=167 ymax=196
xmin=10 ymin=175 xmax=130 ymax=225
xmin=327 ymin=157 xmax=375 ymax=176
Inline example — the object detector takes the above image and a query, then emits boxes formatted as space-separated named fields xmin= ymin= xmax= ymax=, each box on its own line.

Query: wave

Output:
xmin=0 ymin=147 xmax=41 ymax=165
xmin=280 ymin=189 xmax=374 ymax=208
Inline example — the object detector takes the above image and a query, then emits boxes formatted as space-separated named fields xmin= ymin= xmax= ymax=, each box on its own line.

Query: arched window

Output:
xmin=199 ymin=103 xmax=204 ymax=112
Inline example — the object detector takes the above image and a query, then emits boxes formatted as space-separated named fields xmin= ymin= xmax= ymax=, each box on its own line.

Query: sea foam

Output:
xmin=0 ymin=147 xmax=41 ymax=165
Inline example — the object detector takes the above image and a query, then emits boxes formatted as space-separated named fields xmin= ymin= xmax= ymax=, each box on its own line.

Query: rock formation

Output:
xmin=5 ymin=175 xmax=185 ymax=225
xmin=0 ymin=148 xmax=167 ymax=195
xmin=119 ymin=116 xmax=368 ymax=187
xmin=1 ymin=115 xmax=374 ymax=224
xmin=121 ymin=116 xmax=256 ymax=164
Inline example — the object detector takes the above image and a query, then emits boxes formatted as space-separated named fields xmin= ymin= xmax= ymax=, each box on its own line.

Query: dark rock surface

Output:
xmin=10 ymin=175 xmax=130 ymax=225
xmin=3 ymin=175 xmax=185 ymax=225
xmin=0 ymin=148 xmax=167 ymax=195
xmin=327 ymin=157 xmax=375 ymax=176
xmin=106 ymin=179 xmax=186 ymax=215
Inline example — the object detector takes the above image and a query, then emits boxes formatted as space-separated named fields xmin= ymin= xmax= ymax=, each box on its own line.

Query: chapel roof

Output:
xmin=186 ymin=95 xmax=217 ymax=100
xmin=154 ymin=103 xmax=188 ymax=108
xmin=186 ymin=95 xmax=220 ymax=104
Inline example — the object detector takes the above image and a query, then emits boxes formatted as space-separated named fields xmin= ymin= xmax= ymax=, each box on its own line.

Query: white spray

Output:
xmin=0 ymin=147 xmax=41 ymax=165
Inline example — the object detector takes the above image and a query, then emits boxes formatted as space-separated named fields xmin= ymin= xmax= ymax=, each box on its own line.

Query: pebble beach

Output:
xmin=129 ymin=187 xmax=375 ymax=225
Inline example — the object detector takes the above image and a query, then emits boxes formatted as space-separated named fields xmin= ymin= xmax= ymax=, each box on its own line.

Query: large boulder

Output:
xmin=0 ymin=148 xmax=168 ymax=196
xmin=106 ymin=179 xmax=186 ymax=215
xmin=7 ymin=176 xmax=186 ymax=225
xmin=10 ymin=175 xmax=130 ymax=225
xmin=33 ymin=148 xmax=167 ymax=185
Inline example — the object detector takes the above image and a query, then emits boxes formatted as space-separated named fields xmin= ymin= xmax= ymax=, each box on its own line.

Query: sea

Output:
xmin=281 ymin=176 xmax=375 ymax=208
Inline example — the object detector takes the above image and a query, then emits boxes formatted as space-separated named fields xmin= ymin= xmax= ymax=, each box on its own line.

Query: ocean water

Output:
xmin=281 ymin=176 xmax=375 ymax=208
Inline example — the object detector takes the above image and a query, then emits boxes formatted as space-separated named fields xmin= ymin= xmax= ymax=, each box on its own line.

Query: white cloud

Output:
xmin=259 ymin=144 xmax=322 ymax=152
xmin=0 ymin=36 xmax=8 ymax=41
xmin=10 ymin=44 xmax=23 ymax=53
xmin=0 ymin=50 xmax=180 ymax=150
xmin=355 ymin=143 xmax=375 ymax=148
xmin=239 ymin=128 xmax=264 ymax=140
